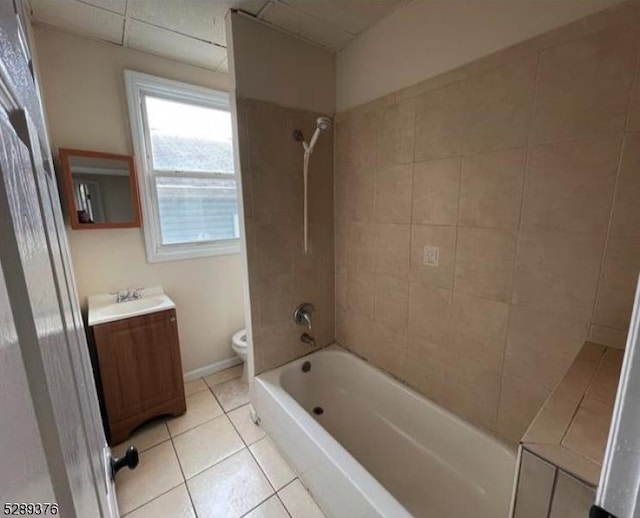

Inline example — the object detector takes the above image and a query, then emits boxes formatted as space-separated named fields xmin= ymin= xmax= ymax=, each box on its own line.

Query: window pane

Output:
xmin=156 ymin=176 xmax=239 ymax=245
xmin=145 ymin=95 xmax=234 ymax=174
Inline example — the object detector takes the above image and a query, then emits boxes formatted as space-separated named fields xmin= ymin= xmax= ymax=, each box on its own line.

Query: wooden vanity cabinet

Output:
xmin=92 ymin=308 xmax=186 ymax=444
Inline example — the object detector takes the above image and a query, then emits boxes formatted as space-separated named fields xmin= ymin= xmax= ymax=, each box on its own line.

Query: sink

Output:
xmin=88 ymin=287 xmax=175 ymax=326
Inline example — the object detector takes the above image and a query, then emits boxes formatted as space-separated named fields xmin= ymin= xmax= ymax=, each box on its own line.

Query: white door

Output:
xmin=0 ymin=190 xmax=58 ymax=517
xmin=0 ymin=1 xmax=121 ymax=516
xmin=0 ymin=111 xmax=116 ymax=518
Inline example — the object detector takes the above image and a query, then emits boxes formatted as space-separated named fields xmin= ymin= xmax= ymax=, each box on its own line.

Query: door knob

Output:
xmin=111 ymin=446 xmax=139 ymax=478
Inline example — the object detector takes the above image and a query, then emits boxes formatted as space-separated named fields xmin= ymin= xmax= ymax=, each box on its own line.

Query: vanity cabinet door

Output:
xmin=93 ymin=309 xmax=186 ymax=443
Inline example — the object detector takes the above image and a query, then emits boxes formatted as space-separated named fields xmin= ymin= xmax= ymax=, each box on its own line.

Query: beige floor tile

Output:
xmin=211 ymin=377 xmax=250 ymax=412
xmin=278 ymin=479 xmax=325 ymax=518
xmin=244 ymin=495 xmax=289 ymax=518
xmin=167 ymin=390 xmax=224 ymax=437
xmin=184 ymin=378 xmax=208 ymax=397
xmin=187 ymin=449 xmax=273 ymax=518
xmin=204 ymin=364 xmax=243 ymax=388
xmin=250 ymin=437 xmax=296 ymax=490
xmin=228 ymin=404 xmax=266 ymax=445
xmin=174 ymin=415 xmax=244 ymax=479
xmin=116 ymin=441 xmax=183 ymax=515
xmin=123 ymin=484 xmax=195 ymax=518
xmin=112 ymin=418 xmax=169 ymax=457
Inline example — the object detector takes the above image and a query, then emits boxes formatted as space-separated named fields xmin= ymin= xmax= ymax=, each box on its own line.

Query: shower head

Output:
xmin=305 ymin=116 xmax=332 ymax=153
xmin=316 ymin=117 xmax=332 ymax=131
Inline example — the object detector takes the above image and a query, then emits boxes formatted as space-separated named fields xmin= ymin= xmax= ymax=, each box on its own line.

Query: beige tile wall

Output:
xmin=335 ymin=5 xmax=640 ymax=443
xmin=237 ymin=98 xmax=334 ymax=374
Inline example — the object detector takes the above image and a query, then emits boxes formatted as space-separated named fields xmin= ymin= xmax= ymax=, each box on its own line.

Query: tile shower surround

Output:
xmin=334 ymin=2 xmax=640 ymax=443
xmin=236 ymin=98 xmax=335 ymax=375
xmin=234 ymin=2 xmax=640 ymax=446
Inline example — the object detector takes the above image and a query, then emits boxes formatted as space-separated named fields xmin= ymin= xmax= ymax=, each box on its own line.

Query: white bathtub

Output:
xmin=254 ymin=345 xmax=516 ymax=518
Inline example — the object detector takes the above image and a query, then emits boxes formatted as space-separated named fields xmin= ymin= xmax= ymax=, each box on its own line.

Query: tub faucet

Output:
xmin=293 ymin=303 xmax=314 ymax=331
xmin=300 ymin=333 xmax=316 ymax=347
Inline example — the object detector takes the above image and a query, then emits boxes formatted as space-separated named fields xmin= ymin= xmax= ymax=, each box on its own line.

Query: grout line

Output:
xmin=494 ymin=49 xmax=544 ymax=432
xmin=166 ymin=436 xmax=200 ymax=517
xmin=450 ymin=155 xmax=464 ymax=296
xmin=278 ymin=478 xmax=299 ymax=494
xmin=168 ymin=409 xmax=225 ymax=440
xmin=588 ymin=40 xmax=640 ymax=335
xmin=246 ymin=441 xmax=279 ymax=493
xmin=277 ymin=492 xmax=294 ymax=518
xmin=227 ymin=403 xmax=264 ymax=448
xmin=588 ymin=135 xmax=628 ymax=333
xmin=119 ymin=480 xmax=186 ymax=517
xmin=121 ymin=0 xmax=131 ymax=47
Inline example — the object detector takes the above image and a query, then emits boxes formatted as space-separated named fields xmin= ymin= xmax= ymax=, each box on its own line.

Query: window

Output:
xmin=125 ymin=71 xmax=240 ymax=262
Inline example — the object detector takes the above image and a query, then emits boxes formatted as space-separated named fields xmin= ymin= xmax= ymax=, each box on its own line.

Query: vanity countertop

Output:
xmin=88 ymin=286 xmax=175 ymax=326
xmin=521 ymin=341 xmax=623 ymax=486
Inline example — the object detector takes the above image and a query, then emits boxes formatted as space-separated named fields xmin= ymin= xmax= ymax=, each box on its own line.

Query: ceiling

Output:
xmin=26 ymin=0 xmax=408 ymax=72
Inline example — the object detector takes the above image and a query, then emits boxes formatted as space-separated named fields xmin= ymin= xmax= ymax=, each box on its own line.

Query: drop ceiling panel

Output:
xmin=261 ymin=1 xmax=352 ymax=50
xmin=280 ymin=0 xmax=407 ymax=36
xmin=128 ymin=19 xmax=227 ymax=70
xmin=29 ymin=0 xmax=124 ymax=44
xmin=78 ymin=0 xmax=126 ymax=15
xmin=28 ymin=0 xmax=408 ymax=69
xmin=128 ymin=0 xmax=268 ymax=46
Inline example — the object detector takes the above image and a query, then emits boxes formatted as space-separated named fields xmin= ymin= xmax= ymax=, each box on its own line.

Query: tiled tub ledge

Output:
xmin=512 ymin=341 xmax=623 ymax=517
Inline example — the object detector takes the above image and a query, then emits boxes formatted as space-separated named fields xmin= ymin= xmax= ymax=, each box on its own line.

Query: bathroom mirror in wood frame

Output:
xmin=59 ymin=148 xmax=142 ymax=230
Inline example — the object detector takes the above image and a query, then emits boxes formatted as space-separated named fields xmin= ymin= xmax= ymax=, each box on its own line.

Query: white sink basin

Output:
xmin=88 ymin=287 xmax=175 ymax=326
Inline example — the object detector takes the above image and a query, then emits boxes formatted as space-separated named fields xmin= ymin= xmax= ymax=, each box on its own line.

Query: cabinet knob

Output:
xmin=169 ymin=316 xmax=176 ymax=323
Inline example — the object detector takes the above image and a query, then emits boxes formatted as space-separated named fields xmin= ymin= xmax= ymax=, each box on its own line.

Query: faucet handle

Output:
xmin=293 ymin=303 xmax=314 ymax=330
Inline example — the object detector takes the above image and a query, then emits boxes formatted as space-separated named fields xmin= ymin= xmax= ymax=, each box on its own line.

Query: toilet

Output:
xmin=231 ymin=329 xmax=248 ymax=380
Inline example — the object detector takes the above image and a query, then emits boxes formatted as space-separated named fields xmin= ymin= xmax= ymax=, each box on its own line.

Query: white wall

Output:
xmin=229 ymin=12 xmax=335 ymax=114
xmin=34 ymin=26 xmax=246 ymax=374
xmin=337 ymin=0 xmax=620 ymax=111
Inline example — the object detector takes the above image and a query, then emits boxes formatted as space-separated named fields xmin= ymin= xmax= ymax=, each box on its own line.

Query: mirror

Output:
xmin=59 ymin=148 xmax=141 ymax=230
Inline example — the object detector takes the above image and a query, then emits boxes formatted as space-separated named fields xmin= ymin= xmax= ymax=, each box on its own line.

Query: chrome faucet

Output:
xmin=116 ymin=287 xmax=143 ymax=303
xmin=293 ymin=303 xmax=314 ymax=331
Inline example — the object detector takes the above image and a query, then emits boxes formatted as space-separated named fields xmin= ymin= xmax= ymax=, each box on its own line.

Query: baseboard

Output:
xmin=183 ymin=356 xmax=243 ymax=382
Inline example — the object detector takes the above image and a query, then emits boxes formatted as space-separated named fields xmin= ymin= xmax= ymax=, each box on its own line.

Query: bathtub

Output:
xmin=253 ymin=345 xmax=516 ymax=518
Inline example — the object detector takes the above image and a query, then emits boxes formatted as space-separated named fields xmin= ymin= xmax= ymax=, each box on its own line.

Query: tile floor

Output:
xmin=114 ymin=365 xmax=325 ymax=518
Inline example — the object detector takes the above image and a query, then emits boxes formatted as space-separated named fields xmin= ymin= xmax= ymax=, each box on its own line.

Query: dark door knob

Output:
xmin=111 ymin=446 xmax=139 ymax=478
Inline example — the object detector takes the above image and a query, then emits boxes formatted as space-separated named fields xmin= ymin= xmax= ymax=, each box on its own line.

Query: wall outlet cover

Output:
xmin=423 ymin=245 xmax=439 ymax=267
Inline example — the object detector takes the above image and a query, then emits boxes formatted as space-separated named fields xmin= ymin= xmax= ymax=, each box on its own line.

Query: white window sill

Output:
xmin=146 ymin=241 xmax=241 ymax=263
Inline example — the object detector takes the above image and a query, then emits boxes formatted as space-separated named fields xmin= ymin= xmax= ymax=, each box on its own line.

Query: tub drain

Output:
xmin=312 ymin=406 xmax=324 ymax=416
xmin=301 ymin=361 xmax=311 ymax=373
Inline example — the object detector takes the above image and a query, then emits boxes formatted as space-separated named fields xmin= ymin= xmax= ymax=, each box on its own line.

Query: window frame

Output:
xmin=124 ymin=70 xmax=240 ymax=263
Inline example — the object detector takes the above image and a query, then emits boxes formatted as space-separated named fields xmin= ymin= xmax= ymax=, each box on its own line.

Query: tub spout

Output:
xmin=300 ymin=333 xmax=316 ymax=347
